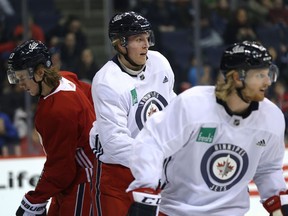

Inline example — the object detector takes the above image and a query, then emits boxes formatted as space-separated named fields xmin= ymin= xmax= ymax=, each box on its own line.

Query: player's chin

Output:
xmin=138 ymin=56 xmax=147 ymax=64
xmin=29 ymin=91 xmax=37 ymax=97
xmin=252 ymin=94 xmax=265 ymax=102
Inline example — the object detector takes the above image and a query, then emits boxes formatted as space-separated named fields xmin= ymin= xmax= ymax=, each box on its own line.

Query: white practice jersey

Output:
xmin=127 ymin=86 xmax=287 ymax=216
xmin=90 ymin=50 xmax=176 ymax=167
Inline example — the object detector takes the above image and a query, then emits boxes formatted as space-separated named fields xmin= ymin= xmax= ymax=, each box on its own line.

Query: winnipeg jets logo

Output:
xmin=135 ymin=91 xmax=168 ymax=130
xmin=216 ymin=155 xmax=235 ymax=178
xmin=147 ymin=102 xmax=158 ymax=118
xmin=27 ymin=41 xmax=38 ymax=54
xmin=201 ymin=143 xmax=248 ymax=192
xmin=111 ymin=14 xmax=122 ymax=23
xmin=231 ymin=45 xmax=244 ymax=54
xmin=112 ymin=13 xmax=144 ymax=23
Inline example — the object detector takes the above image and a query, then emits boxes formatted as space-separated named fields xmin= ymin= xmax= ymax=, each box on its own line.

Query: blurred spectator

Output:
xmin=0 ymin=82 xmax=26 ymax=120
xmin=277 ymin=43 xmax=288 ymax=85
xmin=0 ymin=15 xmax=45 ymax=58
xmin=246 ymin=0 xmax=273 ymax=25
xmin=223 ymin=7 xmax=257 ymax=45
xmin=113 ymin=0 xmax=131 ymax=12
xmin=209 ymin=0 xmax=232 ymax=36
xmin=0 ymin=34 xmax=23 ymax=57
xmin=59 ymin=32 xmax=82 ymax=72
xmin=178 ymin=81 xmax=192 ymax=93
xmin=46 ymin=14 xmax=68 ymax=48
xmin=135 ymin=0 xmax=176 ymax=32
xmin=0 ymin=0 xmax=14 ymax=16
xmin=49 ymin=46 xmax=66 ymax=71
xmin=268 ymin=45 xmax=278 ymax=61
xmin=171 ymin=0 xmax=194 ymax=29
xmin=0 ymin=15 xmax=11 ymax=43
xmin=0 ymin=82 xmax=42 ymax=156
xmin=188 ymin=56 xmax=201 ymax=87
xmin=268 ymin=0 xmax=288 ymax=25
xmin=46 ymin=14 xmax=87 ymax=51
xmin=187 ymin=55 xmax=213 ymax=87
xmin=13 ymin=107 xmax=43 ymax=156
xmin=139 ymin=0 xmax=202 ymax=32
xmin=270 ymin=81 xmax=288 ymax=138
xmin=65 ymin=15 xmax=87 ymax=51
xmin=76 ymin=48 xmax=99 ymax=82
xmin=13 ymin=15 xmax=45 ymax=43
xmin=199 ymin=5 xmax=223 ymax=48
xmin=0 ymin=110 xmax=20 ymax=157
xmin=0 ymin=50 xmax=9 ymax=94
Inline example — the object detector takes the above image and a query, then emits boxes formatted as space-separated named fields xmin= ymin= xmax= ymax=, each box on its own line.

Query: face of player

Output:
xmin=125 ymin=32 xmax=150 ymax=66
xmin=241 ymin=68 xmax=272 ymax=102
xmin=15 ymin=70 xmax=40 ymax=96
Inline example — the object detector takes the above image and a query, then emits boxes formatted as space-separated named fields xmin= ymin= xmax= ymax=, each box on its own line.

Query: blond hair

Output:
xmin=215 ymin=71 xmax=236 ymax=101
xmin=36 ymin=64 xmax=61 ymax=88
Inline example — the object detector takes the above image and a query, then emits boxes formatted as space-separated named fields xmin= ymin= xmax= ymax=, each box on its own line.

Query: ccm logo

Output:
xmin=142 ymin=197 xmax=161 ymax=205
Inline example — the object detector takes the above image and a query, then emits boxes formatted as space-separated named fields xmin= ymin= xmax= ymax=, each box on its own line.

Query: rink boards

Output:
xmin=1 ymin=149 xmax=288 ymax=215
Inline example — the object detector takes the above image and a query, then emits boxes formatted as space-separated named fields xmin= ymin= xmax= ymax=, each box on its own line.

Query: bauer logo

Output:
xmin=196 ymin=127 xmax=216 ymax=143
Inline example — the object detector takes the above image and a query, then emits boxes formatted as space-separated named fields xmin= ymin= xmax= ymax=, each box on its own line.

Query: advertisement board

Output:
xmin=0 ymin=157 xmax=46 ymax=215
xmin=1 ymin=150 xmax=288 ymax=215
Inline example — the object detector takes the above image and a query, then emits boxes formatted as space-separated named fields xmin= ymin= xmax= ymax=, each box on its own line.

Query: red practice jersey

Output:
xmin=26 ymin=71 xmax=96 ymax=204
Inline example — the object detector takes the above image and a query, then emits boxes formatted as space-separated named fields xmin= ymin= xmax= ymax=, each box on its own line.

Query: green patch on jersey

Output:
xmin=196 ymin=127 xmax=216 ymax=143
xmin=131 ymin=88 xmax=138 ymax=105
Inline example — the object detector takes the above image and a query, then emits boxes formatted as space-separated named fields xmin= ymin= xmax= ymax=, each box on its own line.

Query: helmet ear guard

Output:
xmin=268 ymin=64 xmax=279 ymax=82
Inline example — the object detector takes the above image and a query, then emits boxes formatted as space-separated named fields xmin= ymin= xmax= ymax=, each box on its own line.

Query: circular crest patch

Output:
xmin=201 ymin=143 xmax=248 ymax=192
xmin=135 ymin=91 xmax=168 ymax=130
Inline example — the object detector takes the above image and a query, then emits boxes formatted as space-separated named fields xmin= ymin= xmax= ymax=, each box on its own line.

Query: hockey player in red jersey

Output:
xmin=7 ymin=39 xmax=95 ymax=216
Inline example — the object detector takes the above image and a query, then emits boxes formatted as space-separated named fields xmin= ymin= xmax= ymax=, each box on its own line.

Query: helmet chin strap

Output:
xmin=236 ymin=80 xmax=250 ymax=104
xmin=32 ymin=76 xmax=44 ymax=97
xmin=120 ymin=47 xmax=143 ymax=68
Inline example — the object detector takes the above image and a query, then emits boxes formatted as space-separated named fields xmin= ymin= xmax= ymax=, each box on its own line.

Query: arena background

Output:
xmin=1 ymin=0 xmax=288 ymax=215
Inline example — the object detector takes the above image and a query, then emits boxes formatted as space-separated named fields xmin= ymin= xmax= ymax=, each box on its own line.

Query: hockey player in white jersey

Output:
xmin=126 ymin=41 xmax=288 ymax=216
xmin=89 ymin=11 xmax=176 ymax=216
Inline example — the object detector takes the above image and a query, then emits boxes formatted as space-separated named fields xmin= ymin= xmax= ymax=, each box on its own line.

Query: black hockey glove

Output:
xmin=16 ymin=195 xmax=47 ymax=216
xmin=127 ymin=188 xmax=161 ymax=216
xmin=263 ymin=190 xmax=288 ymax=216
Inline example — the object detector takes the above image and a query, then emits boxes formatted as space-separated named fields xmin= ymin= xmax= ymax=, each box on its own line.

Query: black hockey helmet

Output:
xmin=220 ymin=41 xmax=278 ymax=82
xmin=108 ymin=11 xmax=155 ymax=47
xmin=7 ymin=39 xmax=52 ymax=84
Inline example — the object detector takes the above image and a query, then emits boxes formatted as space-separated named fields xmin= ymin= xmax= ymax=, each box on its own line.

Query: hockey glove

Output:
xmin=127 ymin=188 xmax=161 ymax=216
xmin=263 ymin=190 xmax=288 ymax=216
xmin=16 ymin=195 xmax=47 ymax=216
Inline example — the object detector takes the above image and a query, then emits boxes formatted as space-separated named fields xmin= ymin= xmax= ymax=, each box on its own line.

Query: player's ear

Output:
xmin=232 ymin=70 xmax=243 ymax=87
xmin=117 ymin=43 xmax=127 ymax=54
xmin=34 ymin=65 xmax=45 ymax=81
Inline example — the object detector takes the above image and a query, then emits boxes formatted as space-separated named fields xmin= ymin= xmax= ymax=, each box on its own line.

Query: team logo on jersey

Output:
xmin=135 ymin=91 xmax=168 ymax=130
xmin=201 ymin=143 xmax=248 ymax=192
xmin=196 ymin=127 xmax=216 ymax=143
